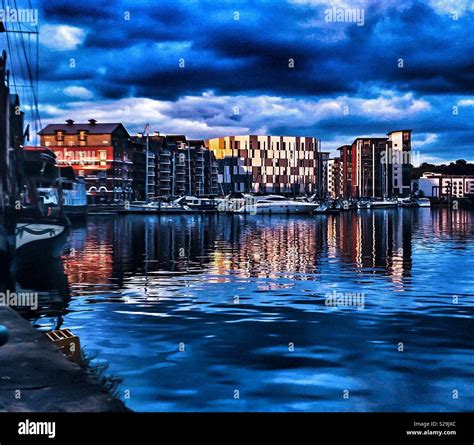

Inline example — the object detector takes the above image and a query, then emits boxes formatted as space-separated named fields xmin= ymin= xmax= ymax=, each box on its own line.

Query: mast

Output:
xmin=372 ymin=143 xmax=375 ymax=198
xmin=0 ymin=50 xmax=10 ymax=218
xmin=144 ymin=123 xmax=149 ymax=201
xmin=1 ymin=7 xmax=41 ymax=142
xmin=187 ymin=144 xmax=191 ymax=195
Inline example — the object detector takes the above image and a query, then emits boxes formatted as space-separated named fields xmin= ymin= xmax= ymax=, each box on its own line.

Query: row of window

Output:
xmin=224 ymin=140 xmax=314 ymax=151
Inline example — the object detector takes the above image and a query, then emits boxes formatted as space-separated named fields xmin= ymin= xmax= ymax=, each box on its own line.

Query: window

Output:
xmin=99 ymin=150 xmax=107 ymax=167
xmin=79 ymin=131 xmax=87 ymax=146
xmin=56 ymin=131 xmax=64 ymax=142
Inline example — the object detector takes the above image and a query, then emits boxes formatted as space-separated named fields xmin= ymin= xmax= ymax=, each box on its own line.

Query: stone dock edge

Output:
xmin=0 ymin=307 xmax=127 ymax=412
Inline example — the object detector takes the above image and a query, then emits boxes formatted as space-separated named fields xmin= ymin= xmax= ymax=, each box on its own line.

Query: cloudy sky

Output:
xmin=3 ymin=0 xmax=474 ymax=163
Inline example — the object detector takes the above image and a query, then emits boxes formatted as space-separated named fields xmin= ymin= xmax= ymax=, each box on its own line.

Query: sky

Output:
xmin=2 ymin=0 xmax=474 ymax=163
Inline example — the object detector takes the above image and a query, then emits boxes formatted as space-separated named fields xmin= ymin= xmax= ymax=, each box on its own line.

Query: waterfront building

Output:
xmin=351 ymin=137 xmax=388 ymax=198
xmin=131 ymin=133 xmax=220 ymax=198
xmin=327 ymin=158 xmax=343 ymax=199
xmin=417 ymin=172 xmax=474 ymax=198
xmin=319 ymin=151 xmax=330 ymax=198
xmin=39 ymin=120 xmax=134 ymax=202
xmin=336 ymin=130 xmax=412 ymax=199
xmin=206 ymin=135 xmax=320 ymax=195
xmin=387 ymin=130 xmax=412 ymax=197
xmin=40 ymin=122 xmax=220 ymax=202
xmin=337 ymin=144 xmax=353 ymax=199
xmin=130 ymin=132 xmax=162 ymax=201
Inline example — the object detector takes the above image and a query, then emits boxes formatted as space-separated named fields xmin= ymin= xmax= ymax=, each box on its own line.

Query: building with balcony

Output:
xmin=327 ymin=158 xmax=343 ymax=199
xmin=132 ymin=134 xmax=219 ymax=198
xmin=336 ymin=130 xmax=412 ymax=199
xmin=351 ymin=137 xmax=388 ymax=198
xmin=337 ymin=144 xmax=353 ymax=199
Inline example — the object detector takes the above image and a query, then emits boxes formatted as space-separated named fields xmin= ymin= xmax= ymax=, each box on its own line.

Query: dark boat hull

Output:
xmin=64 ymin=204 xmax=88 ymax=220
xmin=9 ymin=218 xmax=70 ymax=267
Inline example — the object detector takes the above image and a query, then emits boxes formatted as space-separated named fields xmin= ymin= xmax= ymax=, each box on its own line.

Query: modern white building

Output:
xmin=418 ymin=172 xmax=474 ymax=198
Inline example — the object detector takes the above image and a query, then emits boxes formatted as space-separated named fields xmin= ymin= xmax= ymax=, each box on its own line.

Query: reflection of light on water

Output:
xmin=26 ymin=210 xmax=474 ymax=412
xmin=209 ymin=219 xmax=319 ymax=279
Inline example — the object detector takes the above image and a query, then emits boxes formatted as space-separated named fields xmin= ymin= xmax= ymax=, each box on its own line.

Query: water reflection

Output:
xmin=23 ymin=209 xmax=474 ymax=411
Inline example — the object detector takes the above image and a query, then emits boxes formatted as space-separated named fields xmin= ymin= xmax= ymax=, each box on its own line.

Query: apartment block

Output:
xmin=336 ymin=130 xmax=412 ymax=199
xmin=337 ymin=144 xmax=353 ymax=198
xmin=206 ymin=135 xmax=320 ymax=195
xmin=327 ymin=158 xmax=343 ymax=198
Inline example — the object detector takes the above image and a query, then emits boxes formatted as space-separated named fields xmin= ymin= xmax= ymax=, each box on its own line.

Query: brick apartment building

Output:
xmin=332 ymin=130 xmax=412 ymax=199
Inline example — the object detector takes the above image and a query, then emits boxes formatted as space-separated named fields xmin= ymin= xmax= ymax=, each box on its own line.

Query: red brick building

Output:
xmin=38 ymin=120 xmax=133 ymax=202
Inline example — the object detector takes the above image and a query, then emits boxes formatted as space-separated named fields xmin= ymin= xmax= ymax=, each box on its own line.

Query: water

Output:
xmin=22 ymin=209 xmax=474 ymax=411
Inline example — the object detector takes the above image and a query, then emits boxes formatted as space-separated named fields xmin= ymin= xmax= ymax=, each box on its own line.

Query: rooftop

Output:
xmin=38 ymin=120 xmax=130 ymax=136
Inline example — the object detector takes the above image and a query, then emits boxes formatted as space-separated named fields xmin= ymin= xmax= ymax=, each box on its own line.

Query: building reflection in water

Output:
xmin=24 ymin=208 xmax=468 ymax=311
xmin=58 ymin=210 xmax=470 ymax=292
xmin=7 ymin=208 xmax=473 ymax=413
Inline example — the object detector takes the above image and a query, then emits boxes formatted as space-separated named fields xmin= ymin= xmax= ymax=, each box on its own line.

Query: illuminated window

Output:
xmin=56 ymin=131 xmax=64 ymax=142
xmin=79 ymin=131 xmax=87 ymax=146
xmin=99 ymin=150 xmax=107 ymax=167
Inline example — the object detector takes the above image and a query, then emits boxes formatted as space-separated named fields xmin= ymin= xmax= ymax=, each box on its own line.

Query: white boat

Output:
xmin=416 ymin=198 xmax=431 ymax=208
xmin=174 ymin=196 xmax=218 ymax=212
xmin=125 ymin=200 xmax=190 ymax=214
xmin=398 ymin=199 xmax=418 ymax=208
xmin=357 ymin=200 xmax=371 ymax=209
xmin=314 ymin=201 xmax=340 ymax=214
xmin=370 ymin=198 xmax=398 ymax=208
xmin=233 ymin=194 xmax=320 ymax=214
xmin=60 ymin=167 xmax=88 ymax=219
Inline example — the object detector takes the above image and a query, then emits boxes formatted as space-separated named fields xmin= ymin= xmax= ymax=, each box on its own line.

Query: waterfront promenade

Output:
xmin=0 ymin=307 xmax=126 ymax=412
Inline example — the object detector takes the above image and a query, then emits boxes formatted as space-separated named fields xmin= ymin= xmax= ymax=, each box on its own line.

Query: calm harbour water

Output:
xmin=21 ymin=209 xmax=474 ymax=411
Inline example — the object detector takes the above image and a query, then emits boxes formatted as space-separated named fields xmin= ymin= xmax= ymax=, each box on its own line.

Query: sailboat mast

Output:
xmin=144 ymin=123 xmax=149 ymax=201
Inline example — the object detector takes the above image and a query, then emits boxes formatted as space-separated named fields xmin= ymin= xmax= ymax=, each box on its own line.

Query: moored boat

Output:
xmin=173 ymin=195 xmax=218 ymax=212
xmin=370 ymin=198 xmax=398 ymax=208
xmin=7 ymin=148 xmax=70 ymax=260
xmin=233 ymin=194 xmax=320 ymax=214
xmin=314 ymin=201 xmax=340 ymax=214
xmin=416 ymin=198 xmax=431 ymax=208
xmin=121 ymin=199 xmax=191 ymax=214
xmin=356 ymin=199 xmax=372 ymax=209
xmin=59 ymin=166 xmax=88 ymax=219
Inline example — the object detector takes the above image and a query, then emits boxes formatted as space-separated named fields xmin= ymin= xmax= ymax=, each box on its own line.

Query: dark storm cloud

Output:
xmin=37 ymin=0 xmax=474 ymax=99
xmin=33 ymin=0 xmax=474 ymax=161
